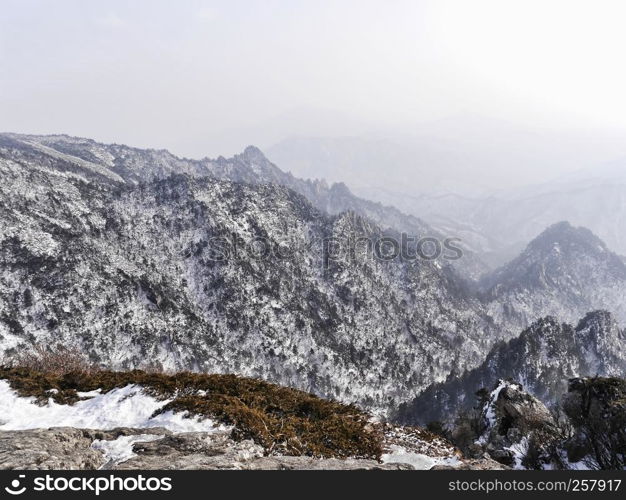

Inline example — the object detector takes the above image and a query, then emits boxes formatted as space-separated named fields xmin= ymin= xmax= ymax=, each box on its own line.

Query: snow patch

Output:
xmin=506 ymin=437 xmax=529 ymax=470
xmin=92 ymin=434 xmax=163 ymax=467
xmin=381 ymin=445 xmax=460 ymax=470
xmin=76 ymin=389 xmax=102 ymax=398
xmin=0 ymin=380 xmax=223 ymax=433
xmin=478 ymin=379 xmax=508 ymax=444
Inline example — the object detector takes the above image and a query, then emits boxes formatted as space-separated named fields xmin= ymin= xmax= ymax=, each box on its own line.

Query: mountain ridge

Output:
xmin=1 ymin=132 xmax=625 ymax=418
xmin=0 ymin=137 xmax=495 ymax=413
xmin=1 ymin=132 xmax=488 ymax=279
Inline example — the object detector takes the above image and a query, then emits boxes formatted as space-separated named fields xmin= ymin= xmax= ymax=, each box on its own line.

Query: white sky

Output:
xmin=2 ymin=0 xmax=626 ymax=172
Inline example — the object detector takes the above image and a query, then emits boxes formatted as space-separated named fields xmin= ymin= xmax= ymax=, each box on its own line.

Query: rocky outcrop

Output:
xmin=483 ymin=381 xmax=556 ymax=436
xmin=0 ymin=427 xmax=168 ymax=470
xmin=0 ymin=427 xmax=452 ymax=470
xmin=470 ymin=381 xmax=559 ymax=468
xmin=0 ymin=427 xmax=105 ymax=470
xmin=562 ymin=378 xmax=626 ymax=470
xmin=114 ymin=430 xmax=411 ymax=470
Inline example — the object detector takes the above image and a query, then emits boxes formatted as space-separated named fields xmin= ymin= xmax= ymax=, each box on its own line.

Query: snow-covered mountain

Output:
xmin=398 ymin=311 xmax=626 ymax=424
xmin=0 ymin=133 xmax=487 ymax=279
xmin=480 ymin=222 xmax=626 ymax=331
xmin=0 ymin=133 xmax=495 ymax=413
xmin=1 ymin=132 xmax=625 ymax=417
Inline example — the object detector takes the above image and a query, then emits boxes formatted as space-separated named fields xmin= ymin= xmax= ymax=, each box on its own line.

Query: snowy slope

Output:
xmin=481 ymin=222 xmax=626 ymax=330
xmin=0 ymin=137 xmax=494 ymax=413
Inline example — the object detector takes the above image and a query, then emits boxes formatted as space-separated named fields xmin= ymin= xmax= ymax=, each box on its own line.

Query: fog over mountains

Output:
xmin=266 ymin=115 xmax=626 ymax=194
xmin=1 ymin=132 xmax=624 ymax=418
xmin=392 ymin=171 xmax=626 ymax=268
xmin=266 ymin=115 xmax=626 ymax=267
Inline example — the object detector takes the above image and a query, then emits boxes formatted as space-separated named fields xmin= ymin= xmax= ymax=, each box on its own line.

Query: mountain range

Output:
xmin=0 ymin=132 xmax=624 ymax=416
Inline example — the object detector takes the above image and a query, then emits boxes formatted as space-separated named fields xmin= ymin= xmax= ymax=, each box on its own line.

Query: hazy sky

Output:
xmin=2 ymin=0 xmax=626 ymax=180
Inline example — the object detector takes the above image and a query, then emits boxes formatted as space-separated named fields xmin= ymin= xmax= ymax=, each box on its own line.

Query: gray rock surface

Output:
xmin=0 ymin=427 xmax=505 ymax=470
xmin=0 ymin=427 xmax=104 ymax=470
xmin=0 ymin=428 xmax=410 ymax=470
xmin=117 ymin=430 xmax=412 ymax=470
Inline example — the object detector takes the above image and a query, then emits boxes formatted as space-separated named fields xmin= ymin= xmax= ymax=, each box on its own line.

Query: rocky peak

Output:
xmin=526 ymin=221 xmax=610 ymax=258
xmin=477 ymin=380 xmax=557 ymax=467
xmin=484 ymin=222 xmax=626 ymax=292
xmin=329 ymin=181 xmax=353 ymax=197
xmin=240 ymin=145 xmax=269 ymax=163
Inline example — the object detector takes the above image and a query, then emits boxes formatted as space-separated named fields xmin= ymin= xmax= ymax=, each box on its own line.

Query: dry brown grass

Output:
xmin=0 ymin=365 xmax=382 ymax=460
